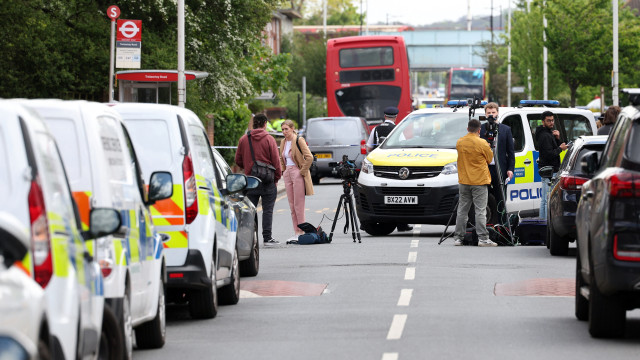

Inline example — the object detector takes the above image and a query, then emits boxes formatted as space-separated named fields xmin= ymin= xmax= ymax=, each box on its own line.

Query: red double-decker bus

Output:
xmin=445 ymin=67 xmax=487 ymax=102
xmin=326 ymin=35 xmax=412 ymax=129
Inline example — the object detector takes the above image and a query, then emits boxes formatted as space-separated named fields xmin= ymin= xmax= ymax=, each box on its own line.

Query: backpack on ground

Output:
xmin=293 ymin=222 xmax=330 ymax=245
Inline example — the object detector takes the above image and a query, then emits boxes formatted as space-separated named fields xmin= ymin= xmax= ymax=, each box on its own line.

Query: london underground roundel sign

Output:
xmin=116 ymin=20 xmax=142 ymax=42
xmin=107 ymin=5 xmax=120 ymax=20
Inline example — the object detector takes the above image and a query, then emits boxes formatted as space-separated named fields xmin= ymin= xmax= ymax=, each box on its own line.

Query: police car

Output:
xmin=355 ymin=100 xmax=597 ymax=236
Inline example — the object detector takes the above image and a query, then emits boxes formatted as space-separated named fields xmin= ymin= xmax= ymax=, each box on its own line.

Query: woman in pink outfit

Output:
xmin=279 ymin=120 xmax=314 ymax=241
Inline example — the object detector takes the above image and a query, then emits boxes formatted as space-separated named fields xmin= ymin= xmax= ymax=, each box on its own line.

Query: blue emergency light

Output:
xmin=519 ymin=100 xmax=560 ymax=107
xmin=447 ymin=100 xmax=488 ymax=107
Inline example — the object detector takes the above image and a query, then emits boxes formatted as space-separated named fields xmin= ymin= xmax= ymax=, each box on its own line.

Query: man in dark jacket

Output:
xmin=480 ymin=102 xmax=515 ymax=220
xmin=535 ymin=111 xmax=567 ymax=219
xmin=236 ymin=114 xmax=283 ymax=245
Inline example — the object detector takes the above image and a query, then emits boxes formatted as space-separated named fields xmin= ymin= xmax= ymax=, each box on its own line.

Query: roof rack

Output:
xmin=518 ymin=100 xmax=560 ymax=108
xmin=447 ymin=100 xmax=487 ymax=108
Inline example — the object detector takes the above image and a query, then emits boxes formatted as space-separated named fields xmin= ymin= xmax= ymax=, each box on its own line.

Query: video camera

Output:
xmin=330 ymin=155 xmax=358 ymax=182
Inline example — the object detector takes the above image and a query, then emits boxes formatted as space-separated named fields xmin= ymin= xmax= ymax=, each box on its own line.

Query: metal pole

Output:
xmin=302 ymin=77 xmax=307 ymax=129
xmin=467 ymin=0 xmax=471 ymax=31
xmin=508 ymin=0 xmax=512 ymax=106
xmin=527 ymin=0 xmax=532 ymax=99
xmin=178 ymin=0 xmax=186 ymax=107
xmin=613 ymin=0 xmax=619 ymax=106
xmin=543 ymin=0 xmax=548 ymax=100
xmin=365 ymin=0 xmax=369 ymax=35
xmin=323 ymin=0 xmax=327 ymax=39
xmin=109 ymin=19 xmax=115 ymax=102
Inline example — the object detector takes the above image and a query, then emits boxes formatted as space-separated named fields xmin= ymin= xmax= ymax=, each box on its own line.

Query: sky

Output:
xmin=357 ymin=0 xmax=517 ymax=27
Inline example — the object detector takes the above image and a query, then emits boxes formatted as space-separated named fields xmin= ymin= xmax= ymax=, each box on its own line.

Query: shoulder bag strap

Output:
xmin=247 ymin=131 xmax=257 ymax=162
xmin=295 ymin=135 xmax=302 ymax=154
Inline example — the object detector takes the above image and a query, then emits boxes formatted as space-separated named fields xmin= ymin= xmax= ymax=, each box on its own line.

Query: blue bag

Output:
xmin=293 ymin=222 xmax=331 ymax=245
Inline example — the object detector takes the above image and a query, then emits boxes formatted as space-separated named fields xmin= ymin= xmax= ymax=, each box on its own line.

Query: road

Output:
xmin=136 ymin=179 xmax=640 ymax=360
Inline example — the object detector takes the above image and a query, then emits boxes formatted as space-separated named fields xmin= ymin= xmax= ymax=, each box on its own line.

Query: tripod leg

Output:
xmin=347 ymin=194 xmax=362 ymax=243
xmin=329 ymin=195 xmax=345 ymax=243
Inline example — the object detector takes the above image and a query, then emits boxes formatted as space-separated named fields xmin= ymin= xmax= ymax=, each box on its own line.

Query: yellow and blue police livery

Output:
xmin=355 ymin=100 xmax=597 ymax=236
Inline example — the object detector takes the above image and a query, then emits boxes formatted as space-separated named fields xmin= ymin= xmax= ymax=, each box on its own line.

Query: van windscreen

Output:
xmin=124 ymin=120 xmax=173 ymax=174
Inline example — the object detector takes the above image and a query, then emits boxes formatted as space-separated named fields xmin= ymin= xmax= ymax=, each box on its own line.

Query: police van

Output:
xmin=355 ymin=100 xmax=597 ymax=236
xmin=0 ymin=100 xmax=125 ymax=359
xmin=26 ymin=100 xmax=172 ymax=358
xmin=112 ymin=103 xmax=253 ymax=320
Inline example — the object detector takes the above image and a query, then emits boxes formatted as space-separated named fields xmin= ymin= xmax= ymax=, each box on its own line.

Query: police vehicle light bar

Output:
xmin=519 ymin=100 xmax=560 ymax=107
xmin=447 ymin=100 xmax=488 ymax=107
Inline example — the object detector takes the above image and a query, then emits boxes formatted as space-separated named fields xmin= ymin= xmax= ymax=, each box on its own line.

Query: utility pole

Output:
xmin=508 ymin=0 xmax=512 ymax=106
xmin=490 ymin=0 xmax=494 ymax=49
xmin=365 ymin=0 xmax=369 ymax=35
xmin=467 ymin=0 xmax=472 ymax=31
xmin=613 ymin=0 xmax=619 ymax=106
xmin=527 ymin=0 xmax=532 ymax=99
xmin=178 ymin=0 xmax=186 ymax=107
xmin=543 ymin=0 xmax=548 ymax=100
xmin=323 ymin=0 xmax=327 ymax=39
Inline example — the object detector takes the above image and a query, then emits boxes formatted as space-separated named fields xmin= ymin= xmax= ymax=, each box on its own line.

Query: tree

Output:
xmin=297 ymin=0 xmax=362 ymax=25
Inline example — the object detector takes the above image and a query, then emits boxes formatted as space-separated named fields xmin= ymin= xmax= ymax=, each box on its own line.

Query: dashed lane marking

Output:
xmin=412 ymin=224 xmax=421 ymax=236
xmin=410 ymin=240 xmax=419 ymax=248
xmin=397 ymin=289 xmax=413 ymax=306
xmin=404 ymin=267 xmax=415 ymax=280
xmin=382 ymin=353 xmax=399 ymax=360
xmin=386 ymin=314 xmax=407 ymax=340
xmin=407 ymin=252 xmax=417 ymax=263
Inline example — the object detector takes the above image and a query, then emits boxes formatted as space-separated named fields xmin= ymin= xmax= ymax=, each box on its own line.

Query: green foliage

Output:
xmin=287 ymin=33 xmax=327 ymax=97
xmin=211 ymin=105 xmax=253 ymax=165
xmin=297 ymin=0 xmax=362 ymax=26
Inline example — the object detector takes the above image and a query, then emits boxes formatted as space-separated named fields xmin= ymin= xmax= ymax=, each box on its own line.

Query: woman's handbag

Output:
xmin=247 ymin=131 xmax=275 ymax=184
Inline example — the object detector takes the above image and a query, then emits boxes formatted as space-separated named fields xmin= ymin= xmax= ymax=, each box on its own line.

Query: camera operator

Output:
xmin=536 ymin=111 xmax=568 ymax=220
xmin=480 ymin=102 xmax=515 ymax=216
xmin=453 ymin=119 xmax=498 ymax=247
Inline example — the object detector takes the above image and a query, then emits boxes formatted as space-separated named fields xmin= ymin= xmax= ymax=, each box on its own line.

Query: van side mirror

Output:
xmin=226 ymin=174 xmax=248 ymax=194
xmin=581 ymin=151 xmax=600 ymax=175
xmin=82 ymin=208 xmax=122 ymax=240
xmin=147 ymin=171 xmax=173 ymax=205
xmin=0 ymin=214 xmax=30 ymax=269
xmin=246 ymin=176 xmax=261 ymax=190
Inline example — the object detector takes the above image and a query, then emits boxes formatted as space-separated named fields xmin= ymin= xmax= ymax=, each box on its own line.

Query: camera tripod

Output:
xmin=328 ymin=179 xmax=362 ymax=243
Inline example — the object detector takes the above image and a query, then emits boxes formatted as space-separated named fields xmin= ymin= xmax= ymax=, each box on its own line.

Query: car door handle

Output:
xmin=524 ymin=159 xmax=532 ymax=166
xmin=582 ymin=191 xmax=594 ymax=200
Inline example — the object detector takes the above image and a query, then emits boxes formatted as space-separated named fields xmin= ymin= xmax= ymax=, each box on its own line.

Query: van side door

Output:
xmin=502 ymin=113 xmax=535 ymax=214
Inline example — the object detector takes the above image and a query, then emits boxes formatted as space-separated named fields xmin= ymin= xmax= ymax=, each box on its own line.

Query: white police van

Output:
xmin=356 ymin=100 xmax=596 ymax=235
xmin=112 ymin=103 xmax=254 ymax=319
xmin=26 ymin=100 xmax=172 ymax=358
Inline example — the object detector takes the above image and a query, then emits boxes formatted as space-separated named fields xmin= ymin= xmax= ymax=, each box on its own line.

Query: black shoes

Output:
xmin=396 ymin=224 xmax=413 ymax=232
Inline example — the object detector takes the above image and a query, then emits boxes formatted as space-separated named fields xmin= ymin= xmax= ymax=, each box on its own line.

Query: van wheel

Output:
xmin=189 ymin=255 xmax=218 ymax=319
xmin=99 ymin=304 xmax=123 ymax=360
xmin=548 ymin=219 xmax=569 ymax=256
xmin=135 ymin=272 xmax=166 ymax=349
xmin=575 ymin=254 xmax=589 ymax=321
xmin=37 ymin=322 xmax=51 ymax=360
xmin=219 ymin=250 xmax=240 ymax=305
xmin=588 ymin=262 xmax=626 ymax=338
xmin=240 ymin=224 xmax=259 ymax=277
xmin=120 ymin=288 xmax=133 ymax=360
xmin=361 ymin=222 xmax=396 ymax=236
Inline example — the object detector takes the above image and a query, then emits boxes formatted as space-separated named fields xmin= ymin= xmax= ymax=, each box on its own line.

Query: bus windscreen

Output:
xmin=339 ymin=47 xmax=394 ymax=68
xmin=451 ymin=69 xmax=484 ymax=86
xmin=335 ymin=85 xmax=401 ymax=120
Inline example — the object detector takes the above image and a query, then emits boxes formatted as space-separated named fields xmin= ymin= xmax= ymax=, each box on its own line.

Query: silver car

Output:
xmin=305 ymin=117 xmax=370 ymax=184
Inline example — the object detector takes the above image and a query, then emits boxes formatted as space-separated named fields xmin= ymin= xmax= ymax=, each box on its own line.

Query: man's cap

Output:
xmin=384 ymin=106 xmax=399 ymax=117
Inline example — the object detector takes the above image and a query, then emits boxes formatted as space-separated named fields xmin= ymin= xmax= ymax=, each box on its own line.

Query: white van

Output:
xmin=112 ymin=103 xmax=251 ymax=319
xmin=25 ymin=100 xmax=172 ymax=358
xmin=0 ymin=100 xmax=118 ymax=359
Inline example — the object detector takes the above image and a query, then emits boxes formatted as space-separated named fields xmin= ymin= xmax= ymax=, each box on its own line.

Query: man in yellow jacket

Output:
xmin=453 ymin=119 xmax=498 ymax=247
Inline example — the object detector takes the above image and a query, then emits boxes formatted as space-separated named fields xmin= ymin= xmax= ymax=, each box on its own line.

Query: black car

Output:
xmin=547 ymin=136 xmax=608 ymax=255
xmin=575 ymin=102 xmax=640 ymax=338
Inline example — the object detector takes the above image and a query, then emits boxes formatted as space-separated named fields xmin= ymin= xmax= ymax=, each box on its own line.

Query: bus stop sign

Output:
xmin=107 ymin=5 xmax=120 ymax=20
xmin=117 ymin=20 xmax=142 ymax=42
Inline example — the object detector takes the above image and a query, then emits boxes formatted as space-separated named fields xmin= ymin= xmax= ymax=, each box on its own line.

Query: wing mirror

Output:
xmin=246 ymin=176 xmax=261 ymax=190
xmin=226 ymin=174 xmax=248 ymax=194
xmin=82 ymin=208 xmax=122 ymax=240
xmin=0 ymin=213 xmax=30 ymax=269
xmin=580 ymin=151 xmax=600 ymax=175
xmin=538 ymin=166 xmax=554 ymax=179
xmin=147 ymin=171 xmax=173 ymax=205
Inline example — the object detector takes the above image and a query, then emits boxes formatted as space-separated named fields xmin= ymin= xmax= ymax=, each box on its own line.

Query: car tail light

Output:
xmin=559 ymin=175 xmax=588 ymax=190
xmin=607 ymin=172 xmax=640 ymax=197
xmin=28 ymin=178 xmax=53 ymax=288
xmin=183 ymin=152 xmax=198 ymax=224
xmin=360 ymin=139 xmax=367 ymax=154
xmin=613 ymin=233 xmax=640 ymax=261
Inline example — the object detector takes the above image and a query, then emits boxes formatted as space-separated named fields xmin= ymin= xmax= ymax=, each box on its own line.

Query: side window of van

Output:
xmin=189 ymin=126 xmax=216 ymax=181
xmin=501 ymin=114 xmax=525 ymax=152
xmin=527 ymin=114 xmax=547 ymax=149
xmin=558 ymin=114 xmax=591 ymax=142
xmin=121 ymin=125 xmax=147 ymax=201
xmin=97 ymin=116 xmax=129 ymax=184
xmin=602 ymin=115 xmax=631 ymax=168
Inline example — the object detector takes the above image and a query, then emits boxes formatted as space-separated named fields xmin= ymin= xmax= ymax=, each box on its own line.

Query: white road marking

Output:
xmin=410 ymin=240 xmax=419 ymax=248
xmin=412 ymin=224 xmax=421 ymax=236
xmin=386 ymin=314 xmax=408 ymax=340
xmin=404 ymin=267 xmax=415 ymax=280
xmin=407 ymin=252 xmax=417 ymax=263
xmin=397 ymin=289 xmax=413 ymax=306
xmin=382 ymin=353 xmax=399 ymax=360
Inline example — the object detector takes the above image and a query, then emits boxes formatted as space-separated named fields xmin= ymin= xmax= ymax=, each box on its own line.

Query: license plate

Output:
xmin=316 ymin=153 xmax=331 ymax=159
xmin=384 ymin=196 xmax=418 ymax=205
